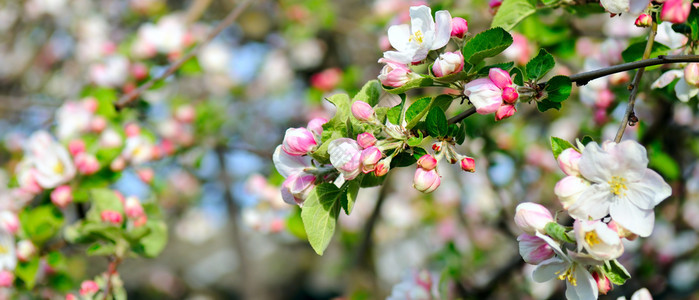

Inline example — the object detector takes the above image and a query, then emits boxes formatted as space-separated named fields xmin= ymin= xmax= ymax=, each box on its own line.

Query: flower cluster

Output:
xmin=516 ymin=139 xmax=671 ymax=298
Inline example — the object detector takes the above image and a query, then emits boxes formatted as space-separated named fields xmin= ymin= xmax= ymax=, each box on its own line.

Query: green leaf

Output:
xmin=462 ymin=27 xmax=513 ymax=66
xmin=353 ymin=80 xmax=381 ymax=106
xmin=342 ymin=180 xmax=361 ymax=215
xmin=622 ymin=41 xmax=671 ymax=63
xmin=382 ymin=77 xmax=434 ymax=94
xmin=360 ymin=173 xmax=386 ymax=188
xmin=312 ymin=94 xmax=353 ymax=164
xmin=581 ymin=136 xmax=594 ymax=146
xmin=87 ymin=189 xmax=124 ymax=223
xmin=179 ymin=57 xmax=202 ymax=75
xmin=491 ymin=0 xmax=536 ymax=31
xmin=550 ymin=137 xmax=575 ymax=160
xmin=537 ymin=98 xmax=561 ymax=112
xmin=649 ymin=149 xmax=680 ymax=181
xmin=16 ymin=258 xmax=40 ymax=288
xmin=82 ymin=87 xmax=118 ymax=119
xmin=687 ymin=5 xmax=699 ymax=41
xmin=301 ymin=183 xmax=343 ymax=255
xmin=132 ymin=220 xmax=167 ymax=258
xmin=405 ymin=97 xmax=432 ymax=129
xmin=603 ymin=259 xmax=631 ymax=285
xmin=20 ymin=205 xmax=64 ymax=246
xmin=477 ymin=62 xmax=515 ymax=77
xmin=455 ymin=120 xmax=467 ymax=144
xmin=286 ymin=207 xmax=307 ymax=240
xmin=511 ymin=67 xmax=526 ymax=86
xmin=426 ymin=107 xmax=448 ymax=138
xmin=545 ymin=75 xmax=572 ymax=102
xmin=391 ymin=147 xmax=428 ymax=168
xmin=544 ymin=222 xmax=575 ymax=243
xmin=87 ymin=243 xmax=116 ymax=256
xmin=407 ymin=130 xmax=424 ymax=147
xmin=432 ymin=94 xmax=454 ymax=113
xmin=526 ymin=49 xmax=555 ymax=81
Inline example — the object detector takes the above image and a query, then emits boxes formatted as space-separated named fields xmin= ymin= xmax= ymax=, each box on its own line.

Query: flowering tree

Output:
xmin=0 ymin=0 xmax=698 ymax=299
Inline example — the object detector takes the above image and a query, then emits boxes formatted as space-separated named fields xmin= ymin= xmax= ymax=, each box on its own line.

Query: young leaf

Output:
xmin=462 ymin=27 xmax=513 ymax=66
xmin=580 ymin=136 xmax=594 ymax=146
xmin=20 ymin=205 xmax=64 ymax=246
xmin=544 ymin=222 xmax=575 ymax=243
xmin=391 ymin=147 xmax=428 ymax=168
xmin=455 ymin=120 xmax=467 ymax=144
xmin=511 ymin=67 xmax=526 ymax=86
xmin=491 ymin=0 xmax=536 ymax=31
xmin=622 ymin=42 xmax=670 ymax=63
xmin=382 ymin=76 xmax=434 ymax=94
xmin=603 ymin=259 xmax=631 ymax=285
xmin=477 ymin=62 xmax=515 ymax=76
xmin=545 ymin=75 xmax=572 ymax=102
xmin=312 ymin=94 xmax=353 ymax=164
xmin=405 ymin=97 xmax=432 ymax=129
xmin=301 ymin=183 xmax=343 ymax=255
xmin=426 ymin=107 xmax=448 ymax=138
xmin=353 ymin=80 xmax=381 ymax=106
xmin=526 ymin=49 xmax=555 ymax=81
xmin=537 ymin=99 xmax=561 ymax=112
xmin=550 ymin=137 xmax=575 ymax=160
xmin=342 ymin=180 xmax=361 ymax=215
xmin=16 ymin=258 xmax=41 ymax=289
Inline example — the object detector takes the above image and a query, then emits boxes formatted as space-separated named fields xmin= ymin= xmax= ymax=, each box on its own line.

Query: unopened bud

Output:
xmin=460 ymin=157 xmax=475 ymax=172
xmin=450 ymin=17 xmax=468 ymax=39
xmin=0 ymin=211 xmax=19 ymax=234
xmin=592 ymin=272 xmax=612 ymax=295
xmin=517 ymin=234 xmax=554 ymax=264
xmin=608 ymin=220 xmax=638 ymax=240
xmin=79 ymin=280 xmax=100 ymax=296
xmin=66 ymin=294 xmax=77 ymax=300
xmin=310 ymin=68 xmax=342 ymax=91
xmin=684 ymin=63 xmax=699 ymax=87
xmin=124 ymin=123 xmax=141 ymax=137
xmin=495 ymin=104 xmax=516 ymax=121
xmin=432 ymin=51 xmax=464 ymax=77
xmin=68 ymin=139 xmax=86 ymax=156
xmin=489 ymin=0 xmax=503 ymax=14
xmin=374 ymin=157 xmax=391 ymax=177
xmin=110 ymin=156 xmax=126 ymax=172
xmin=124 ymin=196 xmax=144 ymax=219
xmin=501 ymin=87 xmax=519 ymax=104
xmin=133 ymin=214 xmax=148 ymax=227
xmin=413 ymin=167 xmax=441 ymax=193
xmin=661 ymin=0 xmax=691 ymax=23
xmin=351 ymin=101 xmax=375 ymax=121
xmin=137 ymin=168 xmax=155 ymax=184
xmin=307 ymin=118 xmax=328 ymax=137
xmin=282 ymin=127 xmax=317 ymax=156
xmin=90 ymin=116 xmax=107 ymax=133
xmin=557 ymin=148 xmax=582 ymax=176
xmin=0 ymin=270 xmax=13 ymax=287
xmin=360 ymin=146 xmax=383 ymax=173
xmin=16 ymin=240 xmax=37 ymax=262
xmin=82 ymin=97 xmax=98 ymax=113
xmin=101 ymin=210 xmax=123 ymax=225
xmin=635 ymin=13 xmax=652 ymax=27
xmin=131 ymin=63 xmax=149 ymax=81
xmin=175 ymin=105 xmax=196 ymax=123
xmin=356 ymin=132 xmax=377 ymax=148
xmin=489 ymin=68 xmax=513 ymax=89
xmin=417 ymin=154 xmax=438 ymax=170
xmin=514 ymin=202 xmax=554 ymax=235
xmin=51 ymin=185 xmax=73 ymax=208
xmin=75 ymin=153 xmax=100 ymax=175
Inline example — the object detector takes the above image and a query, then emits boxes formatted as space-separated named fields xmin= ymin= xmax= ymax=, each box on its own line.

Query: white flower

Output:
xmin=532 ymin=233 xmax=600 ymax=300
xmin=55 ymin=101 xmax=93 ymax=141
xmin=387 ymin=270 xmax=439 ymax=300
xmin=383 ymin=5 xmax=452 ymax=64
xmin=574 ymin=219 xmax=624 ymax=260
xmin=0 ymin=229 xmax=16 ymax=271
xmin=600 ymin=0 xmax=649 ymax=15
xmin=568 ymin=141 xmax=671 ymax=237
xmin=89 ymin=55 xmax=129 ymax=87
xmin=616 ymin=287 xmax=653 ymax=300
xmin=122 ymin=136 xmax=154 ymax=165
xmin=651 ymin=69 xmax=698 ymax=102
xmin=23 ymin=131 xmax=75 ymax=189
xmin=328 ymin=138 xmax=362 ymax=180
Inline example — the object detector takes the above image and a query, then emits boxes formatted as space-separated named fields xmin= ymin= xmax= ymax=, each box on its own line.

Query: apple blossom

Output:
xmin=684 ymin=63 xmax=699 ymax=87
xmin=517 ymin=233 xmax=554 ymax=264
xmin=328 ymin=138 xmax=362 ymax=180
xmin=489 ymin=0 xmax=503 ymax=14
xmin=281 ymin=172 xmax=316 ymax=205
xmin=651 ymin=69 xmax=698 ymax=102
xmin=554 ymin=175 xmax=591 ymax=209
xmin=16 ymin=240 xmax=36 ymax=262
xmin=122 ymin=136 xmax=154 ymax=165
xmin=661 ymin=0 xmax=691 ymax=23
xmin=24 ymin=131 xmax=76 ymax=189
xmin=558 ymin=148 xmax=582 ymax=176
xmin=383 ymin=5 xmax=452 ymax=64
xmin=374 ymin=157 xmax=391 ymax=177
xmin=514 ymin=202 xmax=554 ymax=235
xmin=125 ymin=123 xmax=141 ymax=137
xmin=417 ymin=154 xmax=438 ymax=171
xmin=413 ymin=167 xmax=441 ymax=193
xmin=75 ymin=153 xmax=100 ymax=175
xmin=307 ymin=118 xmax=327 ymax=137
xmin=0 ymin=271 xmax=12 ymax=287
xmin=101 ymin=210 xmax=123 ymax=225
xmin=592 ymin=272 xmax=612 ymax=295
xmin=51 ymin=185 xmax=73 ymax=208
xmin=574 ymin=219 xmax=624 ymax=260
xmin=310 ymin=68 xmax=342 ymax=91
xmin=282 ymin=128 xmax=319 ymax=157
xmin=460 ymin=157 xmax=475 ymax=172
xmin=110 ymin=157 xmax=126 ymax=172
xmin=495 ymin=104 xmax=516 ymax=121
xmin=125 ymin=197 xmax=145 ymax=219
xmin=450 ymin=17 xmax=468 ymax=38
xmin=100 ymin=128 xmax=123 ymax=148
xmin=360 ymin=146 xmax=383 ymax=173
xmin=387 ymin=270 xmax=439 ymax=300
xmin=503 ymin=33 xmax=531 ymax=65
xmin=501 ymin=87 xmax=518 ymax=104
xmin=464 ymin=78 xmax=502 ymax=114
xmin=617 ymin=288 xmax=653 ymax=300
xmin=356 ymin=132 xmax=377 ymax=149
xmin=137 ymin=168 xmax=155 ymax=184
xmin=0 ymin=230 xmax=16 ymax=271
xmin=68 ymin=139 xmax=86 ymax=156
xmin=432 ymin=51 xmax=464 ymax=77
xmin=55 ymin=101 xmax=93 ymax=141
xmin=600 ymin=0 xmax=651 ymax=15
xmin=80 ymin=280 xmax=100 ymax=296
xmin=635 ymin=14 xmax=652 ymax=27
xmin=0 ymin=212 xmax=19 ymax=235
xmin=351 ymin=101 xmax=375 ymax=121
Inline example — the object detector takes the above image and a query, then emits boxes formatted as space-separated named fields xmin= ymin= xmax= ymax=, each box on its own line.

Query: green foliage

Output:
xmin=622 ymin=42 xmax=671 ymax=63
xmin=301 ymin=183 xmax=344 ymax=255
xmin=405 ymin=97 xmax=432 ymax=129
xmin=526 ymin=49 xmax=555 ymax=81
xmin=510 ymin=67 xmax=525 ymax=86
xmin=20 ymin=205 xmax=64 ymax=246
xmin=82 ymin=87 xmax=118 ymax=119
xmin=477 ymin=62 xmax=515 ymax=76
xmin=537 ymin=99 xmax=561 ymax=112
xmin=353 ymin=80 xmax=382 ymax=106
xmin=462 ymin=27 xmax=513 ymax=66
xmin=550 ymin=136 xmax=575 ymax=160
xmin=426 ymin=107 xmax=448 ymax=138
xmin=545 ymin=75 xmax=572 ymax=102
xmin=342 ymin=180 xmax=361 ymax=215
xmin=491 ymin=0 xmax=536 ymax=31
xmin=382 ymin=76 xmax=434 ymax=94
xmin=544 ymin=222 xmax=575 ymax=243
xmin=603 ymin=259 xmax=631 ymax=285
xmin=313 ymin=94 xmax=353 ymax=164
xmin=179 ymin=57 xmax=203 ymax=75
xmin=649 ymin=147 xmax=680 ymax=181
xmin=16 ymin=258 xmax=40 ymax=289
xmin=391 ymin=147 xmax=428 ymax=168
xmin=455 ymin=120 xmax=467 ymax=144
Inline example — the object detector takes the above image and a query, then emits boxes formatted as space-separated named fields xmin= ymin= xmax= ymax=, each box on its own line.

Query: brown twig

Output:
xmin=102 ymin=256 xmax=123 ymax=300
xmin=114 ymin=0 xmax=252 ymax=110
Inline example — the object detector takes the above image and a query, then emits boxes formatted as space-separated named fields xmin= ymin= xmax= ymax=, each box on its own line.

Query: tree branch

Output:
xmin=615 ymin=21 xmax=658 ymax=143
xmin=114 ymin=0 xmax=252 ymax=110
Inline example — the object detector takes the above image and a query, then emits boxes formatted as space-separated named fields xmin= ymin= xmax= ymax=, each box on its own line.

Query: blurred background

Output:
xmin=0 ymin=0 xmax=698 ymax=299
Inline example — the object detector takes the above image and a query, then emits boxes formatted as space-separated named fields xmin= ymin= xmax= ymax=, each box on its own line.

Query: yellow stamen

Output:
xmin=0 ymin=245 xmax=8 ymax=254
xmin=607 ymin=176 xmax=628 ymax=196
xmin=556 ymin=265 xmax=578 ymax=286
xmin=585 ymin=231 xmax=601 ymax=246
xmin=53 ymin=161 xmax=64 ymax=174
xmin=409 ymin=30 xmax=424 ymax=44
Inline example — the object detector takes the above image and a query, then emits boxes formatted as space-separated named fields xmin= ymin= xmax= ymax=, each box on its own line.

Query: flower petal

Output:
xmin=431 ymin=10 xmax=452 ymax=50
xmin=409 ymin=5 xmax=434 ymax=35
xmin=566 ymin=266 xmax=598 ymax=300
xmin=273 ymin=145 xmax=311 ymax=178
xmin=464 ymin=78 xmax=502 ymax=114
xmin=629 ymin=0 xmax=651 ymax=14
xmin=387 ymin=24 xmax=411 ymax=52
xmin=674 ymin=77 xmax=699 ymax=102
xmin=609 ymin=199 xmax=655 ymax=237
xmin=629 ymin=169 xmax=671 ymax=208
xmin=651 ymin=70 xmax=683 ymax=89
xmin=383 ymin=50 xmax=413 ymax=65
xmin=611 ymin=140 xmax=649 ymax=181
xmin=579 ymin=142 xmax=615 ymax=183
xmin=568 ymin=183 xmax=613 ymax=221
xmin=532 ymin=257 xmax=568 ymax=282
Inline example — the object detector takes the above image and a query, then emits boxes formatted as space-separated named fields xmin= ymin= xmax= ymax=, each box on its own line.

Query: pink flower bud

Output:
xmin=51 ymin=185 xmax=73 ymax=209
xmin=597 ymin=89 xmax=614 ymax=109
xmin=90 ymin=116 xmax=107 ymax=133
xmin=417 ymin=154 xmax=438 ymax=170
xmin=450 ymin=17 xmax=468 ymax=38
xmin=310 ymin=68 xmax=342 ymax=91
xmin=137 ymin=168 xmax=155 ymax=184
xmin=554 ymin=176 xmax=590 ymax=209
xmin=432 ymin=51 xmax=464 ymax=77
xmin=464 ymin=78 xmax=502 ymax=114
xmin=356 ymin=132 xmax=377 ymax=149
xmin=635 ymin=13 xmax=652 ymax=27
xmin=360 ymin=146 xmax=383 ymax=173
xmin=75 ymin=153 xmax=100 ymax=175
xmin=494 ymin=104 xmax=516 ymax=121
xmin=514 ymin=202 xmax=553 ymax=235
xmin=281 ymin=173 xmax=316 ymax=205
xmin=110 ymin=156 xmax=126 ymax=172
xmin=124 ymin=196 xmax=145 ymax=219
xmin=661 ymin=0 xmax=691 ymax=23
xmin=685 ymin=63 xmax=699 ymax=87
xmin=374 ymin=158 xmax=391 ymax=177
xmin=175 ymin=106 xmax=196 ymax=125
xmin=16 ymin=240 xmax=36 ymax=262
xmin=592 ymin=272 xmax=612 ymax=295
xmin=79 ymin=280 xmax=100 ymax=296
xmin=82 ymin=97 xmax=98 ymax=113
xmin=307 ymin=118 xmax=328 ymax=137
xmin=0 ymin=211 xmax=19 ymax=234
xmin=557 ymin=148 xmax=582 ymax=176
xmin=609 ymin=72 xmax=630 ymax=85
xmin=282 ymin=127 xmax=317 ymax=156
xmin=124 ymin=123 xmax=141 ymax=137
xmin=133 ymin=214 xmax=148 ymax=227
xmin=489 ymin=0 xmax=503 ymax=14
xmin=489 ymin=68 xmax=513 ymax=89
xmin=378 ymin=58 xmax=415 ymax=88
xmin=101 ymin=210 xmax=123 ymax=225
xmin=0 ymin=270 xmax=13 ymax=287
xmin=608 ymin=220 xmax=638 ymax=240
xmin=501 ymin=86 xmax=519 ymax=104
xmin=351 ymin=101 xmax=375 ymax=121
xmin=413 ymin=167 xmax=441 ymax=193
xmin=594 ymin=108 xmax=608 ymax=125
xmin=114 ymin=191 xmax=125 ymax=205
xmin=66 ymin=294 xmax=76 ymax=300
xmin=517 ymin=234 xmax=554 ymax=264
xmin=460 ymin=157 xmax=475 ymax=172
xmin=68 ymin=139 xmax=86 ymax=156
xmin=131 ymin=63 xmax=149 ymax=80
